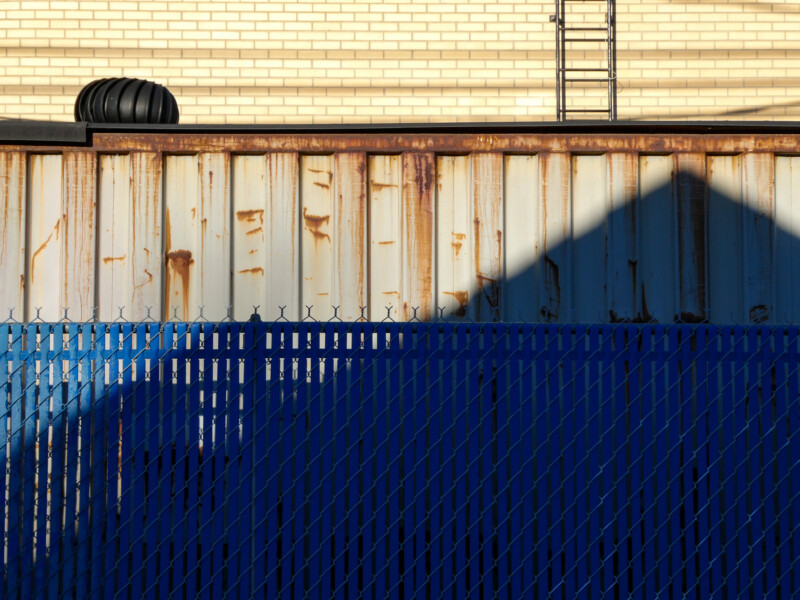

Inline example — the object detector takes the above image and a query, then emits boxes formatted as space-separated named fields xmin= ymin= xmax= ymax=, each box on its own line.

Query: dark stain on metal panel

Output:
xmin=639 ymin=283 xmax=653 ymax=323
xmin=749 ymin=304 xmax=769 ymax=323
xmin=443 ymin=290 xmax=469 ymax=317
xmin=542 ymin=254 xmax=560 ymax=321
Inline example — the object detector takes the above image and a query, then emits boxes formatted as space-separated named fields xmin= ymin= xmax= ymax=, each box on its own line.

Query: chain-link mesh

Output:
xmin=1 ymin=321 xmax=798 ymax=599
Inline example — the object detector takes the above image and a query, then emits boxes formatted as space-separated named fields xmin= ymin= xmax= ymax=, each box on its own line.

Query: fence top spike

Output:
xmin=381 ymin=306 xmax=395 ymax=323
xmin=114 ymin=306 xmax=127 ymax=322
xmin=328 ymin=306 xmax=343 ymax=323
xmin=303 ymin=305 xmax=315 ymax=322
xmin=357 ymin=306 xmax=368 ymax=322
xmin=277 ymin=306 xmax=289 ymax=322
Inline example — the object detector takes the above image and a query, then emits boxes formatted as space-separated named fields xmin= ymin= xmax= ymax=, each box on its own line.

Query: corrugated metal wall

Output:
xmin=2 ymin=132 xmax=799 ymax=323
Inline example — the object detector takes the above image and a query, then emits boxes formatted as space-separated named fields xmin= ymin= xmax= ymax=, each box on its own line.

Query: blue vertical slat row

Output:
xmin=1 ymin=322 xmax=800 ymax=599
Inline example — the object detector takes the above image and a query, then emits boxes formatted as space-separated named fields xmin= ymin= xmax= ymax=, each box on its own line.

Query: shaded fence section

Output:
xmin=1 ymin=322 xmax=799 ymax=599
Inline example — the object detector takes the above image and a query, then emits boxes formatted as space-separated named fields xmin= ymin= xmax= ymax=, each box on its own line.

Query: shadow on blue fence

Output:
xmin=3 ymin=322 xmax=800 ymax=600
xmin=3 ymin=166 xmax=800 ymax=600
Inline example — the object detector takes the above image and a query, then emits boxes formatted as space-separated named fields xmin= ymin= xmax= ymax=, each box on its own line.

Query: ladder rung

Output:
xmin=562 ymin=27 xmax=608 ymax=31
xmin=564 ymin=78 xmax=611 ymax=83
xmin=562 ymin=109 xmax=611 ymax=113
xmin=559 ymin=68 xmax=610 ymax=72
xmin=564 ymin=38 xmax=608 ymax=43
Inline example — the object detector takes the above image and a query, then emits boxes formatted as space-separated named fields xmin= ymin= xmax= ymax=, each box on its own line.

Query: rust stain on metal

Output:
xmin=103 ymin=255 xmax=126 ymax=264
xmin=378 ymin=240 xmax=395 ymax=245
xmin=443 ymin=291 xmax=469 ymax=317
xmin=237 ymin=209 xmax=264 ymax=223
xmin=402 ymin=152 xmax=435 ymax=320
xmin=248 ymin=249 xmax=258 ymax=255
xmin=452 ymin=232 xmax=466 ymax=256
xmin=19 ymin=274 xmax=24 ymax=292
xmin=30 ymin=220 xmax=60 ymax=283
xmin=164 ymin=209 xmax=194 ymax=318
xmin=238 ymin=267 xmax=265 ymax=276
xmin=313 ymin=181 xmax=330 ymax=189
xmin=165 ymin=249 xmax=194 ymax=316
xmin=303 ymin=207 xmax=331 ymax=243
xmin=370 ymin=181 xmax=398 ymax=190
xmin=317 ymin=292 xmax=329 ymax=296
xmin=246 ymin=227 xmax=264 ymax=236
xmin=83 ymin=132 xmax=800 ymax=156
xmin=134 ymin=269 xmax=154 ymax=290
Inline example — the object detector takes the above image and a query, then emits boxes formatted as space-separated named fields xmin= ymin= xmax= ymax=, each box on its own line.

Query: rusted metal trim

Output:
xmin=83 ymin=133 xmax=800 ymax=155
xmin=1 ymin=132 xmax=800 ymax=154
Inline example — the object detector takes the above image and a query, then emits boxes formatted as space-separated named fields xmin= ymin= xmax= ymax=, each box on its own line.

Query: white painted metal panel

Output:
xmin=436 ymin=155 xmax=472 ymax=320
xmin=265 ymin=153 xmax=300 ymax=321
xmin=368 ymin=155 xmax=401 ymax=321
xmin=572 ymin=154 xmax=607 ymax=322
xmin=401 ymin=152 xmax=435 ymax=321
xmin=333 ymin=152 xmax=367 ymax=322
xmin=27 ymin=154 xmax=63 ymax=322
xmin=129 ymin=152 xmax=162 ymax=321
xmin=97 ymin=154 xmax=131 ymax=321
xmin=742 ymin=153 xmax=774 ymax=323
xmin=708 ymin=155 xmax=743 ymax=323
xmin=6 ymin=141 xmax=800 ymax=324
xmin=607 ymin=153 xmax=638 ymax=321
xmin=232 ymin=154 xmax=268 ymax=321
xmin=775 ymin=156 xmax=800 ymax=323
xmin=199 ymin=152 xmax=231 ymax=321
xmin=472 ymin=153 xmax=503 ymax=322
xmin=675 ymin=153 xmax=707 ymax=322
xmin=638 ymin=155 xmax=677 ymax=323
xmin=0 ymin=152 xmax=26 ymax=319
xmin=301 ymin=155 xmax=334 ymax=320
xmin=164 ymin=155 xmax=199 ymax=321
xmin=62 ymin=152 xmax=97 ymax=321
xmin=540 ymin=153 xmax=571 ymax=322
xmin=503 ymin=154 xmax=539 ymax=322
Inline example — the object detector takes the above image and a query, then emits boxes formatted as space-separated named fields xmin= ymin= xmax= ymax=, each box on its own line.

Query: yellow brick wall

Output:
xmin=1 ymin=0 xmax=799 ymax=123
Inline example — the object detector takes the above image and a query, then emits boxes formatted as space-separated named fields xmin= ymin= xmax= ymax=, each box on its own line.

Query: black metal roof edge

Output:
xmin=3 ymin=119 xmax=800 ymax=145
xmin=86 ymin=120 xmax=800 ymax=136
xmin=0 ymin=120 xmax=88 ymax=144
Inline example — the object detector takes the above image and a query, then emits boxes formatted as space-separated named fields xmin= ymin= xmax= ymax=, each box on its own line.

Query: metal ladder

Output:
xmin=551 ymin=0 xmax=617 ymax=121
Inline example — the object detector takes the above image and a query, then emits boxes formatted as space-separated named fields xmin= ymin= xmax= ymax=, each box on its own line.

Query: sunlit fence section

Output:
xmin=1 ymin=321 xmax=799 ymax=599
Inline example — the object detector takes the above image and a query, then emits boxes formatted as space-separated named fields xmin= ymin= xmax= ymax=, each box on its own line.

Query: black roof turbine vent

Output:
xmin=74 ymin=77 xmax=179 ymax=124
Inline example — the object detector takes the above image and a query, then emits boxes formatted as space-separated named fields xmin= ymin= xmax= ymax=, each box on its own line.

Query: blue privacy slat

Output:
xmin=34 ymin=325 xmax=51 ymax=598
xmin=3 ymin=322 xmax=800 ymax=599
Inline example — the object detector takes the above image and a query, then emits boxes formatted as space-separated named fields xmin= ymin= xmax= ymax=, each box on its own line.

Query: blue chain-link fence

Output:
xmin=1 ymin=321 xmax=799 ymax=599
